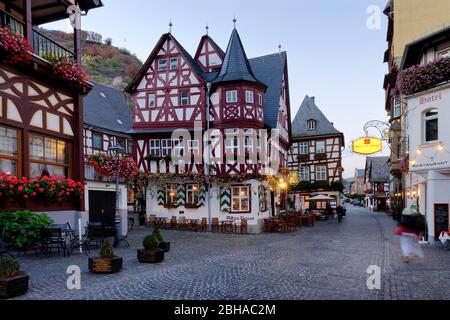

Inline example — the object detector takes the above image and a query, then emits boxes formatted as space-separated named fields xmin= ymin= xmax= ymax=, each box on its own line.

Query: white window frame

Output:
xmin=300 ymin=165 xmax=310 ymax=182
xmin=226 ymin=90 xmax=238 ymax=103
xmin=245 ymin=90 xmax=254 ymax=104
xmin=161 ymin=139 xmax=172 ymax=157
xmin=299 ymin=142 xmax=309 ymax=155
xmin=316 ymin=141 xmax=326 ymax=154
xmin=316 ymin=165 xmax=328 ymax=181
xmin=173 ymin=139 xmax=185 ymax=157
xmin=245 ymin=136 xmax=254 ymax=153
xmin=188 ymin=140 xmax=199 ymax=156
xmin=424 ymin=109 xmax=439 ymax=143
xmin=169 ymin=57 xmax=179 ymax=70
xmin=231 ymin=185 xmax=251 ymax=213
xmin=149 ymin=140 xmax=161 ymax=156
xmin=258 ymin=94 xmax=263 ymax=106
xmin=225 ymin=135 xmax=240 ymax=154
xmin=148 ymin=93 xmax=156 ymax=108
xmin=307 ymin=120 xmax=316 ymax=131
xmin=158 ymin=58 xmax=167 ymax=72
xmin=393 ymin=96 xmax=401 ymax=118
xmin=165 ymin=184 xmax=178 ymax=206
xmin=186 ymin=184 xmax=200 ymax=206
xmin=180 ymin=91 xmax=189 ymax=106
xmin=437 ymin=48 xmax=450 ymax=59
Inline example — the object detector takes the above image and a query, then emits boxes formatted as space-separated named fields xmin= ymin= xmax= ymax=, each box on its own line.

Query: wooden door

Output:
xmin=89 ymin=191 xmax=116 ymax=226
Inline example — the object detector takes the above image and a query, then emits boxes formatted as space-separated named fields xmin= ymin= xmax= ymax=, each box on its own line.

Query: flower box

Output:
xmin=0 ymin=273 xmax=29 ymax=300
xmin=137 ymin=249 xmax=165 ymax=264
xmin=88 ymin=257 xmax=123 ymax=274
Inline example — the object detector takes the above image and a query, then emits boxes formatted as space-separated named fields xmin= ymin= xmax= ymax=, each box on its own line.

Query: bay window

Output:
xmin=0 ymin=126 xmax=19 ymax=176
xmin=226 ymin=90 xmax=238 ymax=103
xmin=245 ymin=90 xmax=254 ymax=104
xmin=29 ymin=134 xmax=70 ymax=178
xmin=231 ymin=185 xmax=251 ymax=213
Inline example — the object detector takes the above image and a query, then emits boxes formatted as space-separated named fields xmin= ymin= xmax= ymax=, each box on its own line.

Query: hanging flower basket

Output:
xmin=87 ymin=155 xmax=139 ymax=181
xmin=399 ymin=57 xmax=450 ymax=96
xmin=41 ymin=52 xmax=88 ymax=86
xmin=0 ymin=27 xmax=33 ymax=65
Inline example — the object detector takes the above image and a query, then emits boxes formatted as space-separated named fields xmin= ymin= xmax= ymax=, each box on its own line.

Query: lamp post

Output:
xmin=108 ymin=145 xmax=126 ymax=239
xmin=205 ymin=82 xmax=212 ymax=232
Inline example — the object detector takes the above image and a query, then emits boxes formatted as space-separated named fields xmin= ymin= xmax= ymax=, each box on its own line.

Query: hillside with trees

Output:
xmin=39 ymin=29 xmax=142 ymax=87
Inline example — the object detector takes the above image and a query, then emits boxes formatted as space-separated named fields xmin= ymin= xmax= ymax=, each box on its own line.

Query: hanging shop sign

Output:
xmin=352 ymin=137 xmax=383 ymax=155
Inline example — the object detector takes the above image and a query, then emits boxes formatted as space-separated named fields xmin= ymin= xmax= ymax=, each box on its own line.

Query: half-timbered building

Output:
xmin=288 ymin=96 xmax=344 ymax=210
xmin=83 ymin=82 xmax=133 ymax=232
xmin=125 ymin=27 xmax=292 ymax=233
xmin=0 ymin=1 xmax=102 ymax=226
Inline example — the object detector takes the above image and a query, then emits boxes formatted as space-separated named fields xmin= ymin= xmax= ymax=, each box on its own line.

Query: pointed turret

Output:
xmin=213 ymin=29 xmax=266 ymax=88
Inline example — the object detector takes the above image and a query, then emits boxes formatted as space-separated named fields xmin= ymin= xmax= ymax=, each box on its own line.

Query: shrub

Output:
xmin=99 ymin=240 xmax=114 ymax=259
xmin=0 ymin=211 xmax=53 ymax=249
xmin=143 ymin=234 xmax=159 ymax=251
xmin=0 ymin=258 xmax=20 ymax=278
xmin=152 ymin=228 xmax=164 ymax=243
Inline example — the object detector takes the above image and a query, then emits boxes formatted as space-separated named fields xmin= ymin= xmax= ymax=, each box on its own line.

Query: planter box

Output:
xmin=137 ymin=249 xmax=165 ymax=264
xmin=88 ymin=257 xmax=123 ymax=274
xmin=0 ymin=273 xmax=29 ymax=299
xmin=159 ymin=241 xmax=171 ymax=253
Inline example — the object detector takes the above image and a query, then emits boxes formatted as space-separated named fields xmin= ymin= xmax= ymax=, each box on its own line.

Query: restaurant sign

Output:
xmin=352 ymin=137 xmax=383 ymax=155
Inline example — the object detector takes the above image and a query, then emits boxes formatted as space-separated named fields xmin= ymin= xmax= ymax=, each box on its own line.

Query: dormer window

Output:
xmin=158 ymin=58 xmax=167 ymax=72
xmin=307 ymin=120 xmax=316 ymax=131
xmin=226 ymin=90 xmax=238 ymax=103
xmin=170 ymin=57 xmax=179 ymax=70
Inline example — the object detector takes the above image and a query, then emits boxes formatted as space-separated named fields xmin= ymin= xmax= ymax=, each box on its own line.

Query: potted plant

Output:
xmin=153 ymin=228 xmax=170 ymax=252
xmin=0 ymin=258 xmax=29 ymax=299
xmin=88 ymin=240 xmax=123 ymax=274
xmin=137 ymin=234 xmax=164 ymax=264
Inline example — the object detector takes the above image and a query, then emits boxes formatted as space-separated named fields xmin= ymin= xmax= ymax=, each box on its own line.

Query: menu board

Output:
xmin=435 ymin=204 xmax=449 ymax=240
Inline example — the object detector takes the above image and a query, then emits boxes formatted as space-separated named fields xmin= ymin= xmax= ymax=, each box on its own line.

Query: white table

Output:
xmin=439 ymin=232 xmax=450 ymax=245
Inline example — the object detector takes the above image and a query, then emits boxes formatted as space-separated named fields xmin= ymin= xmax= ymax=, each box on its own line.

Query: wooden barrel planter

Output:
xmin=159 ymin=241 xmax=171 ymax=253
xmin=137 ymin=249 xmax=165 ymax=264
xmin=88 ymin=257 xmax=123 ymax=274
xmin=0 ymin=273 xmax=29 ymax=299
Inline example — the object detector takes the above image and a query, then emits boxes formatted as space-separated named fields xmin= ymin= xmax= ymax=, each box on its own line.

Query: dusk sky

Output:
xmin=46 ymin=0 xmax=390 ymax=178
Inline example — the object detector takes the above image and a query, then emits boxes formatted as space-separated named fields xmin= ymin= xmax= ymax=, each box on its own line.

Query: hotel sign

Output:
xmin=352 ymin=137 xmax=383 ymax=155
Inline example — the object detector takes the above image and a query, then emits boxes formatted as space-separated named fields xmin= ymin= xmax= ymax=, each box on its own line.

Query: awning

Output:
xmin=309 ymin=195 xmax=335 ymax=201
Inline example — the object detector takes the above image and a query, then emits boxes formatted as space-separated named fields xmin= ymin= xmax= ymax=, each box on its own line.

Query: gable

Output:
xmin=194 ymin=35 xmax=225 ymax=73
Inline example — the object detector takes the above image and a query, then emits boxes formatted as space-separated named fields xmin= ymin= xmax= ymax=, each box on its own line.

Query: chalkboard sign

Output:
xmin=434 ymin=204 xmax=449 ymax=240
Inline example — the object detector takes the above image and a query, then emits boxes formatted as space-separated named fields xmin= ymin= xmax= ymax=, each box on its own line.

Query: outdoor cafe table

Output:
xmin=185 ymin=219 xmax=199 ymax=231
xmin=439 ymin=231 xmax=450 ymax=246
xmin=221 ymin=221 xmax=235 ymax=233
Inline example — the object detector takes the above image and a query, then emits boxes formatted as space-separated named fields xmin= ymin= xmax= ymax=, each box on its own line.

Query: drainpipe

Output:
xmin=205 ymin=82 xmax=212 ymax=232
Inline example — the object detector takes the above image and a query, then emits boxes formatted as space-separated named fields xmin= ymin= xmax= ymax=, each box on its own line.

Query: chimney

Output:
xmin=311 ymin=96 xmax=315 ymax=104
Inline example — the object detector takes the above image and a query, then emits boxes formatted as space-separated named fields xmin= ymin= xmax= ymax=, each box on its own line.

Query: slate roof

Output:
xmin=126 ymin=29 xmax=287 ymax=131
xmin=291 ymin=96 xmax=343 ymax=139
xmin=213 ymin=29 xmax=264 ymax=87
xmin=249 ymin=52 xmax=287 ymax=129
xmin=84 ymin=82 xmax=132 ymax=134
xmin=366 ymin=156 xmax=390 ymax=183
xmin=355 ymin=169 xmax=365 ymax=178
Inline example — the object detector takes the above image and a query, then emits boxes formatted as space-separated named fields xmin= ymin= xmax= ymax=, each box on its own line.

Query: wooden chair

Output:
xmin=235 ymin=218 xmax=248 ymax=234
xmin=178 ymin=217 xmax=188 ymax=231
xmin=264 ymin=219 xmax=272 ymax=233
xmin=199 ymin=218 xmax=207 ymax=232
xmin=211 ymin=218 xmax=220 ymax=233
xmin=170 ymin=216 xmax=178 ymax=230
xmin=146 ymin=215 xmax=157 ymax=228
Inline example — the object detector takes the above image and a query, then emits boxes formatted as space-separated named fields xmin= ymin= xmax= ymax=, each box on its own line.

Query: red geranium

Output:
xmin=41 ymin=52 xmax=89 ymax=85
xmin=0 ymin=27 xmax=33 ymax=65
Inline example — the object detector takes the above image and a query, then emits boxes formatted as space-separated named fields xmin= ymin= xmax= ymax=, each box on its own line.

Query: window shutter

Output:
xmin=157 ymin=189 xmax=165 ymax=206
xmin=220 ymin=187 xmax=231 ymax=212
xmin=177 ymin=184 xmax=186 ymax=206
xmin=199 ymin=184 xmax=206 ymax=206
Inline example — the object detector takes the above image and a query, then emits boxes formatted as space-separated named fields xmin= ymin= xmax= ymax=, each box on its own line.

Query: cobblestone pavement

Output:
xmin=13 ymin=206 xmax=450 ymax=300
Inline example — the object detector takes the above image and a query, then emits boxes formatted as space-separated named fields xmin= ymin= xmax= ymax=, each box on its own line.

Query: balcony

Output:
xmin=0 ymin=9 xmax=74 ymax=63
xmin=85 ymin=162 xmax=126 ymax=184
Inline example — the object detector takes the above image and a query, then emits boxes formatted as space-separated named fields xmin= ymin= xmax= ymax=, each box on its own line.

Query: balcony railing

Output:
xmin=85 ymin=163 xmax=126 ymax=184
xmin=0 ymin=9 xmax=74 ymax=62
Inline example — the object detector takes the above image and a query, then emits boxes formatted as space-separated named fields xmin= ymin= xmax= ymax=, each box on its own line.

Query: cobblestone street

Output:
xmin=14 ymin=206 xmax=450 ymax=300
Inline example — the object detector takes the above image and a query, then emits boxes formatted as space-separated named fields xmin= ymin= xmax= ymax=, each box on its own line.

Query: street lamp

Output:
xmin=108 ymin=145 xmax=126 ymax=240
